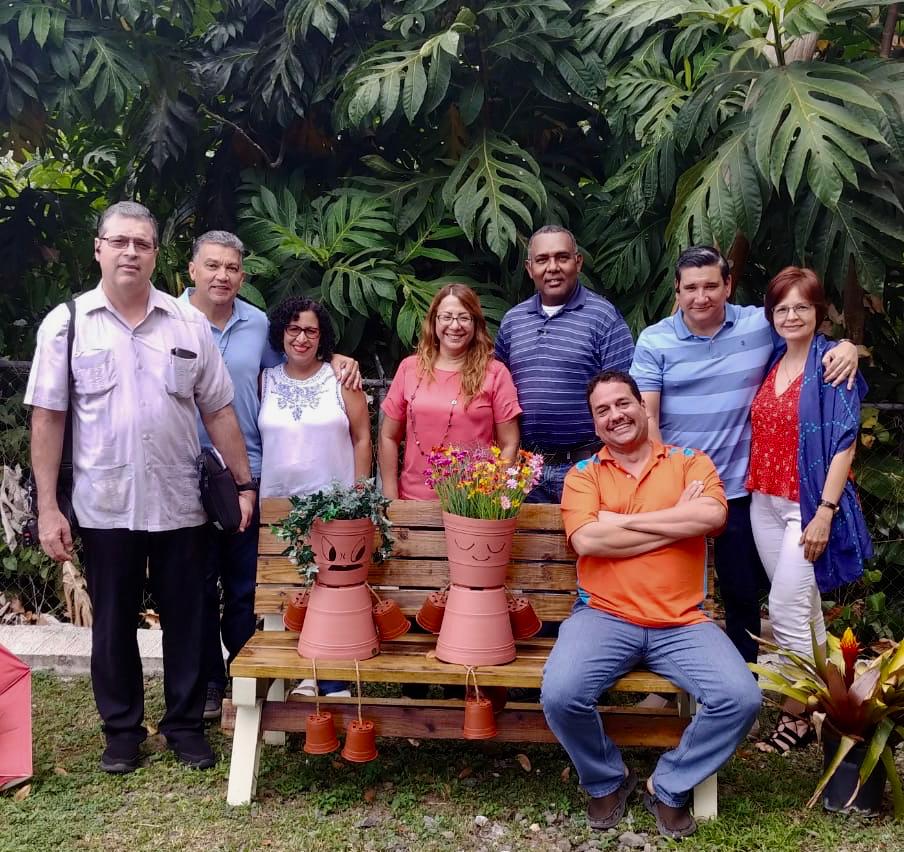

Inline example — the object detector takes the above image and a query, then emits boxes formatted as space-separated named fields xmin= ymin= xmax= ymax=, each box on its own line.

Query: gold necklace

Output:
xmin=408 ymin=372 xmax=457 ymax=458
xmin=779 ymin=356 xmax=805 ymax=387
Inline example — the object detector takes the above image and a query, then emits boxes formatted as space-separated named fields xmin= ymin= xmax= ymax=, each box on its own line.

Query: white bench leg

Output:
xmin=263 ymin=678 xmax=286 ymax=746
xmin=675 ymin=691 xmax=718 ymax=818
xmin=227 ymin=677 xmax=263 ymax=806
xmin=693 ymin=773 xmax=718 ymax=819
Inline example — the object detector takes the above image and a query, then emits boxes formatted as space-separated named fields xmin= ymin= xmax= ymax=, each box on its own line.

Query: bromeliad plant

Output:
xmin=425 ymin=446 xmax=543 ymax=520
xmin=270 ymin=479 xmax=394 ymax=584
xmin=752 ymin=627 xmax=904 ymax=818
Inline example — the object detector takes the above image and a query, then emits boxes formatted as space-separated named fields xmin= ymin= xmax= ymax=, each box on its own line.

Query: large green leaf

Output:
xmin=442 ymin=132 xmax=546 ymax=259
xmin=667 ymin=120 xmax=765 ymax=251
xmin=355 ymin=155 xmax=447 ymax=232
xmin=321 ymin=250 xmax=399 ymax=321
xmin=133 ymin=91 xmax=197 ymax=173
xmin=748 ymin=63 xmax=886 ymax=207
xmin=794 ymin=175 xmax=904 ymax=294
xmin=284 ymin=0 xmax=349 ymax=43
xmin=78 ymin=34 xmax=147 ymax=112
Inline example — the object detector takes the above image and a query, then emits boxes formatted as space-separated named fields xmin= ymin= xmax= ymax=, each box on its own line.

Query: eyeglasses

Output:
xmin=98 ymin=235 xmax=157 ymax=253
xmin=773 ymin=303 xmax=814 ymax=320
xmin=436 ymin=313 xmax=474 ymax=326
xmin=529 ymin=252 xmax=576 ymax=266
xmin=285 ymin=324 xmax=321 ymax=340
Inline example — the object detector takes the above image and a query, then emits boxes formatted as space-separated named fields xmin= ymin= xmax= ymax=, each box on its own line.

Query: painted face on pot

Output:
xmin=316 ymin=534 xmax=369 ymax=567
xmin=451 ymin=536 xmax=507 ymax=563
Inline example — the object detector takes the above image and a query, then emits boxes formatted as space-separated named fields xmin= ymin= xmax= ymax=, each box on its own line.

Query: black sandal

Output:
xmin=755 ymin=714 xmax=814 ymax=754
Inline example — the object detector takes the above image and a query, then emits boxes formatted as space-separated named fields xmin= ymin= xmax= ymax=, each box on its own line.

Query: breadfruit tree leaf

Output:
xmin=442 ymin=132 xmax=547 ymax=259
xmin=748 ymin=63 xmax=886 ymax=207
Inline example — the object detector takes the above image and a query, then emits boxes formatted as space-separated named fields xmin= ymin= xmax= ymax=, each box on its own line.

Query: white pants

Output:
xmin=750 ymin=492 xmax=826 ymax=657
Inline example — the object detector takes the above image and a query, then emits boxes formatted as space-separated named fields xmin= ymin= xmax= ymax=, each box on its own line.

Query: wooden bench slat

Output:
xmin=254 ymin=587 xmax=577 ymax=620
xmin=258 ymin=527 xmax=575 ymax=561
xmin=257 ymin=557 xmax=579 ymax=590
xmin=230 ymin=635 xmax=683 ymax=693
xmin=221 ymin=699 xmax=689 ymax=747
xmin=260 ymin=499 xmax=566 ymax=531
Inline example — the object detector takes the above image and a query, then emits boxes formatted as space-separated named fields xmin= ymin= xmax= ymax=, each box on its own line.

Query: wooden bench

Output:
xmin=222 ymin=499 xmax=719 ymax=817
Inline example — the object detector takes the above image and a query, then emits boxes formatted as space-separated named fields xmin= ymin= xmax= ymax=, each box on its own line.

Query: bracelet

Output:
xmin=818 ymin=499 xmax=839 ymax=514
xmin=236 ymin=480 xmax=259 ymax=493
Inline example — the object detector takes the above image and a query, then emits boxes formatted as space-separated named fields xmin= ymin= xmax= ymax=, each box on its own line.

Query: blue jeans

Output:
xmin=525 ymin=460 xmax=571 ymax=504
xmin=541 ymin=603 xmax=761 ymax=807
xmin=203 ymin=501 xmax=260 ymax=691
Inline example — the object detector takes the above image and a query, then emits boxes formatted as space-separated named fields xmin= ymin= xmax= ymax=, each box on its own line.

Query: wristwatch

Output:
xmin=817 ymin=499 xmax=839 ymax=514
xmin=236 ymin=479 xmax=260 ymax=493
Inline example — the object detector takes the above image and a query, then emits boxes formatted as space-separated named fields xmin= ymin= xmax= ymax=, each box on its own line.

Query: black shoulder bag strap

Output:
xmin=57 ymin=299 xmax=76 ymax=488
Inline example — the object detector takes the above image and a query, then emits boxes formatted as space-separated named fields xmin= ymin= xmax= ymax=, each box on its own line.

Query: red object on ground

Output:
xmin=0 ymin=643 xmax=32 ymax=790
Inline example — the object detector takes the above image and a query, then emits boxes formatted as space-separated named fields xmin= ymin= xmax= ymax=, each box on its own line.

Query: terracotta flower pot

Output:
xmin=373 ymin=599 xmax=411 ymax=641
xmin=415 ymin=590 xmax=447 ymax=634
xmin=508 ymin=597 xmax=542 ymax=640
xmin=304 ymin=711 xmax=340 ymax=754
xmin=310 ymin=518 xmax=374 ymax=586
xmin=442 ymin=513 xmax=516 ymax=588
xmin=283 ymin=590 xmax=309 ymax=632
xmin=435 ymin=584 xmax=515 ymax=666
xmin=462 ymin=694 xmax=497 ymax=740
xmin=298 ymin=582 xmax=380 ymax=660
xmin=341 ymin=719 xmax=378 ymax=763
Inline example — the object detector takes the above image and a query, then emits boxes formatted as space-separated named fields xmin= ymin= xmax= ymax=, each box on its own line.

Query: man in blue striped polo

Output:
xmin=495 ymin=225 xmax=635 ymax=503
xmin=630 ymin=246 xmax=859 ymax=663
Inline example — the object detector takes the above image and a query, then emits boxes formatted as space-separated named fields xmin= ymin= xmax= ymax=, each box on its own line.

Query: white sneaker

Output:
xmin=290 ymin=678 xmax=317 ymax=697
xmin=324 ymin=688 xmax=352 ymax=698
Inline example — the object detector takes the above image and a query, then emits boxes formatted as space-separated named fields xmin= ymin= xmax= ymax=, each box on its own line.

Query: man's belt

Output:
xmin=526 ymin=441 xmax=602 ymax=466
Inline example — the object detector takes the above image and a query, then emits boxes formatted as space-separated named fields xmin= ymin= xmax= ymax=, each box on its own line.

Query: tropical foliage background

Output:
xmin=1 ymin=0 xmax=903 ymax=629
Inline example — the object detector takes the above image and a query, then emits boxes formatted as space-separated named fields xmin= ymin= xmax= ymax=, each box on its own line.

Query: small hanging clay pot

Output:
xmin=508 ymin=596 xmax=542 ymax=640
xmin=463 ymin=693 xmax=497 ymax=740
xmin=303 ymin=711 xmax=340 ymax=754
xmin=341 ymin=719 xmax=378 ymax=763
xmin=415 ymin=590 xmax=447 ymax=634
xmin=373 ymin=599 xmax=411 ymax=641
xmin=283 ymin=590 xmax=309 ymax=632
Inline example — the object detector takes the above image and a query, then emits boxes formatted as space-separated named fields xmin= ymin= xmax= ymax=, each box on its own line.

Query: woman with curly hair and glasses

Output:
xmin=379 ymin=283 xmax=521 ymax=499
xmin=258 ymin=296 xmax=371 ymax=500
xmin=747 ymin=267 xmax=872 ymax=754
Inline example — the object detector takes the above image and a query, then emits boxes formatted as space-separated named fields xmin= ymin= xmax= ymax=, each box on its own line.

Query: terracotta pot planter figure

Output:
xmin=310 ymin=517 xmax=375 ymax=587
xmin=442 ymin=513 xmax=516 ymax=588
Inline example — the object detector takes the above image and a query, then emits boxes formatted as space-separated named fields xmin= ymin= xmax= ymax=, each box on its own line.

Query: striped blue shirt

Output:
xmin=495 ymin=284 xmax=634 ymax=448
xmin=630 ymin=304 xmax=776 ymax=499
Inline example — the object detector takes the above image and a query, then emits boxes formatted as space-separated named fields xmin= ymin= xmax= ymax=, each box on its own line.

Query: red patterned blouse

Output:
xmin=746 ymin=361 xmax=801 ymax=502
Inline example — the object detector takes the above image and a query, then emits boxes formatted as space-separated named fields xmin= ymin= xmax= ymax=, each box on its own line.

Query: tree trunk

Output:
xmin=727 ymin=233 xmax=750 ymax=294
xmin=881 ymin=5 xmax=899 ymax=58
xmin=843 ymin=261 xmax=866 ymax=344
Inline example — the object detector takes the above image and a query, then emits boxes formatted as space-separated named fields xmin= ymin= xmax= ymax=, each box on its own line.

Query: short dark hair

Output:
xmin=586 ymin=370 xmax=642 ymax=411
xmin=527 ymin=225 xmax=578 ymax=257
xmin=267 ymin=297 xmax=336 ymax=362
xmin=764 ymin=266 xmax=827 ymax=329
xmin=675 ymin=246 xmax=730 ymax=285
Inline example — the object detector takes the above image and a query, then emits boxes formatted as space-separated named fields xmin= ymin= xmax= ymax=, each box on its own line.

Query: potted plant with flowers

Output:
xmin=752 ymin=626 xmax=904 ymax=817
xmin=423 ymin=445 xmax=543 ymax=666
xmin=271 ymin=479 xmax=399 ymax=661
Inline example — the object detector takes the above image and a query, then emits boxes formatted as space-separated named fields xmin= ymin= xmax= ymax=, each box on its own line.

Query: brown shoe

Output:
xmin=587 ymin=769 xmax=637 ymax=830
xmin=642 ymin=789 xmax=696 ymax=838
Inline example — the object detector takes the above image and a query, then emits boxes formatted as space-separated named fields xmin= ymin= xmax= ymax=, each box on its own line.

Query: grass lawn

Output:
xmin=1 ymin=673 xmax=902 ymax=852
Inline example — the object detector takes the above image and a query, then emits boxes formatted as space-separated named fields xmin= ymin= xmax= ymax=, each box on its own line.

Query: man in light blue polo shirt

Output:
xmin=630 ymin=246 xmax=858 ymax=663
xmin=495 ymin=225 xmax=634 ymax=503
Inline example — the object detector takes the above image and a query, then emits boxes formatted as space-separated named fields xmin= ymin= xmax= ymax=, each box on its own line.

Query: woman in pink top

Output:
xmin=379 ymin=283 xmax=522 ymax=499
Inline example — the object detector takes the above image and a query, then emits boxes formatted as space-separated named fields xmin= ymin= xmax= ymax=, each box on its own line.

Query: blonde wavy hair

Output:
xmin=415 ymin=283 xmax=494 ymax=407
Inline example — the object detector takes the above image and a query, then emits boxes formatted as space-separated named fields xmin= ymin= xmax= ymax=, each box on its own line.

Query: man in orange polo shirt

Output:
xmin=541 ymin=370 xmax=761 ymax=839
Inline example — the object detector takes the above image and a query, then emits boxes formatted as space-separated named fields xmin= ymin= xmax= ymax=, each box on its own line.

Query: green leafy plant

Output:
xmin=752 ymin=626 xmax=904 ymax=818
xmin=270 ymin=478 xmax=394 ymax=583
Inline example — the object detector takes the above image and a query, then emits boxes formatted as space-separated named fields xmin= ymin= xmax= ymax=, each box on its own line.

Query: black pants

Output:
xmin=81 ymin=525 xmax=206 ymax=748
xmin=202 ymin=501 xmax=260 ymax=691
xmin=713 ymin=495 xmax=767 ymax=664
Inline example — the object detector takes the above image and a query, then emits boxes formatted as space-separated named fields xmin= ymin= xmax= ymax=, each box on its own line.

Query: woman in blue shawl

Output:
xmin=747 ymin=267 xmax=872 ymax=754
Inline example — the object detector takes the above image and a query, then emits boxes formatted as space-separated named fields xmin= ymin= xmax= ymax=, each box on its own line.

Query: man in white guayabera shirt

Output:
xmin=26 ymin=202 xmax=253 ymax=775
